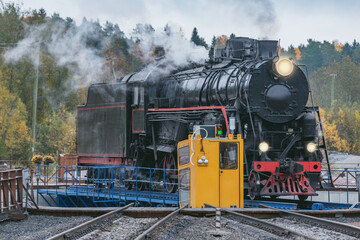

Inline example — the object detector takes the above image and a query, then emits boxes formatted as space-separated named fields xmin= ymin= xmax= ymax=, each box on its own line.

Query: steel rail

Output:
xmin=46 ymin=203 xmax=134 ymax=240
xmin=204 ymin=204 xmax=314 ymax=240
xmin=134 ymin=205 xmax=188 ymax=240
xmin=224 ymin=210 xmax=315 ymax=240
xmin=260 ymin=204 xmax=360 ymax=238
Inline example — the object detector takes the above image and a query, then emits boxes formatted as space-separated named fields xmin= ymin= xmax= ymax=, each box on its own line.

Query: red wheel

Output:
xmin=163 ymin=153 xmax=177 ymax=193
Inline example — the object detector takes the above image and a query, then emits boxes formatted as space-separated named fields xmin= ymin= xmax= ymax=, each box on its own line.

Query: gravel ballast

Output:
xmin=0 ymin=215 xmax=93 ymax=240
xmin=149 ymin=215 xmax=280 ymax=240
xmin=2 ymin=213 xmax=360 ymax=240
xmin=267 ymin=217 xmax=358 ymax=240
xmin=79 ymin=216 xmax=158 ymax=240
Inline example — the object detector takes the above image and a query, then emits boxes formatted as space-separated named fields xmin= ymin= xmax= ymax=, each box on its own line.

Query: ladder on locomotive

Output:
xmin=302 ymin=64 xmax=334 ymax=189
xmin=314 ymin=106 xmax=334 ymax=189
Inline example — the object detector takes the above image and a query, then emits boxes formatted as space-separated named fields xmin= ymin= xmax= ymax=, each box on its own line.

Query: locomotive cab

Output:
xmin=77 ymin=82 xmax=128 ymax=166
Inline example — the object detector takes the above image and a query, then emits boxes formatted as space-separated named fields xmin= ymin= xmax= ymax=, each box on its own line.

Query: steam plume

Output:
xmin=131 ymin=23 xmax=208 ymax=72
xmin=4 ymin=20 xmax=106 ymax=89
xmin=249 ymin=0 xmax=279 ymax=38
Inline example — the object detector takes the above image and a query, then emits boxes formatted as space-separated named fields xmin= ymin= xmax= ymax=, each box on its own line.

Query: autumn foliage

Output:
xmin=294 ymin=48 xmax=301 ymax=60
xmin=0 ymin=80 xmax=31 ymax=159
xmin=216 ymin=35 xmax=229 ymax=47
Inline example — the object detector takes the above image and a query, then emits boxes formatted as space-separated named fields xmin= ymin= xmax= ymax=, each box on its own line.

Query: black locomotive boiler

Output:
xmin=77 ymin=37 xmax=329 ymax=199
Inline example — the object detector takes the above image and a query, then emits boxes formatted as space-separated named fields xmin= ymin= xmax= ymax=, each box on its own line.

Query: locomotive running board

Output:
xmin=146 ymin=144 xmax=176 ymax=153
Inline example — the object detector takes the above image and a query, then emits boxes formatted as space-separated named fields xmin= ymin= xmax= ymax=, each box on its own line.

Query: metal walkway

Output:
xmin=38 ymin=187 xmax=179 ymax=207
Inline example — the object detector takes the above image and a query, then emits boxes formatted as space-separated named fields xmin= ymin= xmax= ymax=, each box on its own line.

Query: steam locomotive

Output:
xmin=77 ymin=37 xmax=328 ymax=200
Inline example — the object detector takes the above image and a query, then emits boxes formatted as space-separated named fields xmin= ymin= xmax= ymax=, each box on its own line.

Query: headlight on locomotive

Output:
xmin=274 ymin=58 xmax=294 ymax=77
xmin=259 ymin=142 xmax=269 ymax=153
xmin=306 ymin=142 xmax=317 ymax=153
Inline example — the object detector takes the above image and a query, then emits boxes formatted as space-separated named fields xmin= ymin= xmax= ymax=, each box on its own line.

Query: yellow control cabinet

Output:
xmin=177 ymin=134 xmax=244 ymax=208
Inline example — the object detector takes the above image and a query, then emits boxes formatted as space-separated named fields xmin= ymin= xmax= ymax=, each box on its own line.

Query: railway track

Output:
xmin=205 ymin=204 xmax=360 ymax=239
xmin=260 ymin=204 xmax=360 ymax=238
xmin=134 ymin=205 xmax=186 ymax=240
xmin=46 ymin=203 xmax=134 ymax=240
xmin=223 ymin=209 xmax=315 ymax=239
xmin=204 ymin=204 xmax=312 ymax=239
xmin=46 ymin=204 xmax=186 ymax=240
xmin=3 ymin=203 xmax=360 ymax=240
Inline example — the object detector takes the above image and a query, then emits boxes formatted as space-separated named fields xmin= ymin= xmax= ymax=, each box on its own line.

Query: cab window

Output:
xmin=178 ymin=146 xmax=189 ymax=166
xmin=219 ymin=143 xmax=238 ymax=169
xmin=179 ymin=168 xmax=190 ymax=207
xmin=133 ymin=85 xmax=144 ymax=106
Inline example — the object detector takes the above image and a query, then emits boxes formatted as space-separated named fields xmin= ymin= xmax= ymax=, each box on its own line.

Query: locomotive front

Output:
xmin=243 ymin=57 xmax=321 ymax=200
xmin=222 ymin=39 xmax=322 ymax=200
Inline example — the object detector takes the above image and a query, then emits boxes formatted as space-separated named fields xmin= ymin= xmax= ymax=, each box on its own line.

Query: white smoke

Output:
xmin=248 ymin=0 xmax=279 ymax=38
xmin=5 ymin=20 xmax=208 ymax=89
xmin=4 ymin=20 xmax=106 ymax=89
xmin=131 ymin=23 xmax=208 ymax=71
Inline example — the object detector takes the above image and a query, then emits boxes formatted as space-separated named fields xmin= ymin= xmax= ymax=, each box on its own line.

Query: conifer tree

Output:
xmin=191 ymin=27 xmax=208 ymax=49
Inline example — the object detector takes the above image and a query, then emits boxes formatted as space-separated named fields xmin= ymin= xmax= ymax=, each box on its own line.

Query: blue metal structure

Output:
xmin=244 ymin=200 xmax=297 ymax=210
xmin=310 ymin=201 xmax=356 ymax=210
xmin=37 ymin=165 xmax=179 ymax=207
xmin=39 ymin=187 xmax=179 ymax=207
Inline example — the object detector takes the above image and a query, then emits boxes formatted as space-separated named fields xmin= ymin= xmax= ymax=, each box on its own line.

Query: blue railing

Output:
xmin=324 ymin=169 xmax=360 ymax=188
xmin=36 ymin=165 xmax=179 ymax=207
xmin=319 ymin=169 xmax=360 ymax=204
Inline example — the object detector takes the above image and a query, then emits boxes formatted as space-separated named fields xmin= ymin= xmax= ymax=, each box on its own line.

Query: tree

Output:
xmin=298 ymin=39 xmax=323 ymax=72
xmin=164 ymin=24 xmax=171 ymax=36
xmin=50 ymin=13 xmax=64 ymax=23
xmin=190 ymin=27 xmax=208 ymax=49
xmin=36 ymin=105 xmax=76 ymax=155
xmin=216 ymin=35 xmax=228 ymax=47
xmin=353 ymin=47 xmax=360 ymax=64
xmin=0 ymin=81 xmax=31 ymax=160
xmin=0 ymin=58 xmax=36 ymax=123
xmin=132 ymin=24 xmax=154 ymax=36
xmin=341 ymin=42 xmax=353 ymax=58
xmin=65 ymin=17 xmax=75 ymax=29
xmin=80 ymin=19 xmax=104 ymax=52
xmin=230 ymin=33 xmax=236 ymax=39
xmin=320 ymin=108 xmax=350 ymax=152
xmin=294 ymin=48 xmax=301 ymax=60
xmin=320 ymin=41 xmax=340 ymax=66
xmin=281 ymin=45 xmax=296 ymax=59
xmin=24 ymin=8 xmax=47 ymax=25
xmin=0 ymin=2 xmax=24 ymax=44
xmin=330 ymin=107 xmax=360 ymax=154
xmin=211 ymin=36 xmax=216 ymax=48
xmin=311 ymin=56 xmax=360 ymax=109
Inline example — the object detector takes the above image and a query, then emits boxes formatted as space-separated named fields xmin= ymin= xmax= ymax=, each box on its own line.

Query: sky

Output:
xmin=10 ymin=0 xmax=360 ymax=48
